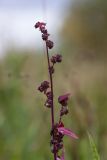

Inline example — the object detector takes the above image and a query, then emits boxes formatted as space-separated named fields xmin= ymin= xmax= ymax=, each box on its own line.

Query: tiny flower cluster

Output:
xmin=50 ymin=121 xmax=78 ymax=159
xmin=50 ymin=93 xmax=78 ymax=159
xmin=38 ymin=81 xmax=49 ymax=93
xmin=34 ymin=21 xmax=53 ymax=49
xmin=35 ymin=22 xmax=62 ymax=77
xmin=35 ymin=21 xmax=78 ymax=160
xmin=58 ymin=93 xmax=70 ymax=117
xmin=45 ymin=91 xmax=53 ymax=108
xmin=51 ymin=54 xmax=62 ymax=64
xmin=50 ymin=122 xmax=64 ymax=153
xmin=38 ymin=81 xmax=52 ymax=108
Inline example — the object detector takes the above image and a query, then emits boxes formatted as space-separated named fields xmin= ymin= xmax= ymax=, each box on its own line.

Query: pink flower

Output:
xmin=58 ymin=127 xmax=78 ymax=139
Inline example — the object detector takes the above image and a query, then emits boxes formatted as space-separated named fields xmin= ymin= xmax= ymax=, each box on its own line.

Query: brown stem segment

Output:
xmin=45 ymin=44 xmax=57 ymax=160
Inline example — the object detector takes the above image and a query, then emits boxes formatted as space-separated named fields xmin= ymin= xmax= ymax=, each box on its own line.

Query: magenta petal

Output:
xmin=58 ymin=127 xmax=78 ymax=139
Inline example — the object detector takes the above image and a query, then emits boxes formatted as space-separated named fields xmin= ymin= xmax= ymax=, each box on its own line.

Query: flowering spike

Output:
xmin=35 ymin=21 xmax=78 ymax=160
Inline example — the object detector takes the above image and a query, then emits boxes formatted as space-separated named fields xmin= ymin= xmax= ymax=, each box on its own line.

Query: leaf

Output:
xmin=88 ymin=132 xmax=100 ymax=160
xmin=58 ymin=127 xmax=78 ymax=139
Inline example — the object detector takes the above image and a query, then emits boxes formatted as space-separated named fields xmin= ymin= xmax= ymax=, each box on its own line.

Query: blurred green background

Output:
xmin=0 ymin=0 xmax=107 ymax=160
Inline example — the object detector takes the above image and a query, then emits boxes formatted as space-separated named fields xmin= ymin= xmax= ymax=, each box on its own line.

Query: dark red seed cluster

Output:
xmin=38 ymin=81 xmax=49 ymax=93
xmin=44 ymin=91 xmax=53 ymax=108
xmin=35 ymin=22 xmax=63 ymax=75
xmin=45 ymin=98 xmax=52 ymax=108
xmin=51 ymin=54 xmax=62 ymax=64
xmin=46 ymin=40 xmax=54 ymax=49
xmin=60 ymin=106 xmax=68 ymax=116
xmin=58 ymin=93 xmax=70 ymax=106
xmin=38 ymin=81 xmax=53 ymax=108
xmin=50 ymin=122 xmax=64 ymax=153
xmin=34 ymin=21 xmax=54 ymax=49
xmin=34 ymin=21 xmax=46 ymax=29
xmin=42 ymin=33 xmax=50 ymax=41
xmin=58 ymin=94 xmax=70 ymax=118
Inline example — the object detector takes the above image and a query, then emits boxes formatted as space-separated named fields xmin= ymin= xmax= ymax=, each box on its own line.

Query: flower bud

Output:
xmin=60 ymin=106 xmax=69 ymax=116
xmin=56 ymin=54 xmax=62 ymax=62
xmin=58 ymin=93 xmax=70 ymax=106
xmin=46 ymin=40 xmax=54 ymax=49
xmin=42 ymin=34 xmax=49 ymax=41
xmin=50 ymin=54 xmax=62 ymax=64
xmin=34 ymin=21 xmax=46 ymax=29
xmin=44 ymin=99 xmax=52 ymax=108
xmin=38 ymin=81 xmax=49 ymax=93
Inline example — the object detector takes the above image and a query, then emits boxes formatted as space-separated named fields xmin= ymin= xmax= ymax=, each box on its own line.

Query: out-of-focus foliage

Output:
xmin=0 ymin=49 xmax=107 ymax=160
xmin=61 ymin=0 xmax=107 ymax=60
xmin=0 ymin=52 xmax=52 ymax=160
xmin=59 ymin=0 xmax=107 ymax=159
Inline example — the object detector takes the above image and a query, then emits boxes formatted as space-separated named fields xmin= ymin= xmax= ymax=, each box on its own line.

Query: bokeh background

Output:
xmin=0 ymin=0 xmax=107 ymax=159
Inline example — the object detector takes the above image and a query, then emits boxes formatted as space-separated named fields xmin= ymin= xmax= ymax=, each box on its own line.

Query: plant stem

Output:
xmin=45 ymin=44 xmax=57 ymax=160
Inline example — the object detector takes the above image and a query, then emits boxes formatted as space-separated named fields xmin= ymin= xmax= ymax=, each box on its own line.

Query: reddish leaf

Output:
xmin=58 ymin=127 xmax=78 ymax=139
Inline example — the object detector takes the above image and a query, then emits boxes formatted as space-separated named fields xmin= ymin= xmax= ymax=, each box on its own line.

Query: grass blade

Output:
xmin=88 ymin=132 xmax=100 ymax=160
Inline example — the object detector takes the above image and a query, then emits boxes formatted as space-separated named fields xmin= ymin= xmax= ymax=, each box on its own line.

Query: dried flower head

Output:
xmin=34 ymin=21 xmax=46 ymax=29
xmin=38 ymin=81 xmax=49 ymax=93
xmin=58 ymin=93 xmax=70 ymax=106
xmin=51 ymin=54 xmax=62 ymax=64
xmin=46 ymin=40 xmax=54 ymax=49
xmin=42 ymin=33 xmax=50 ymax=41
